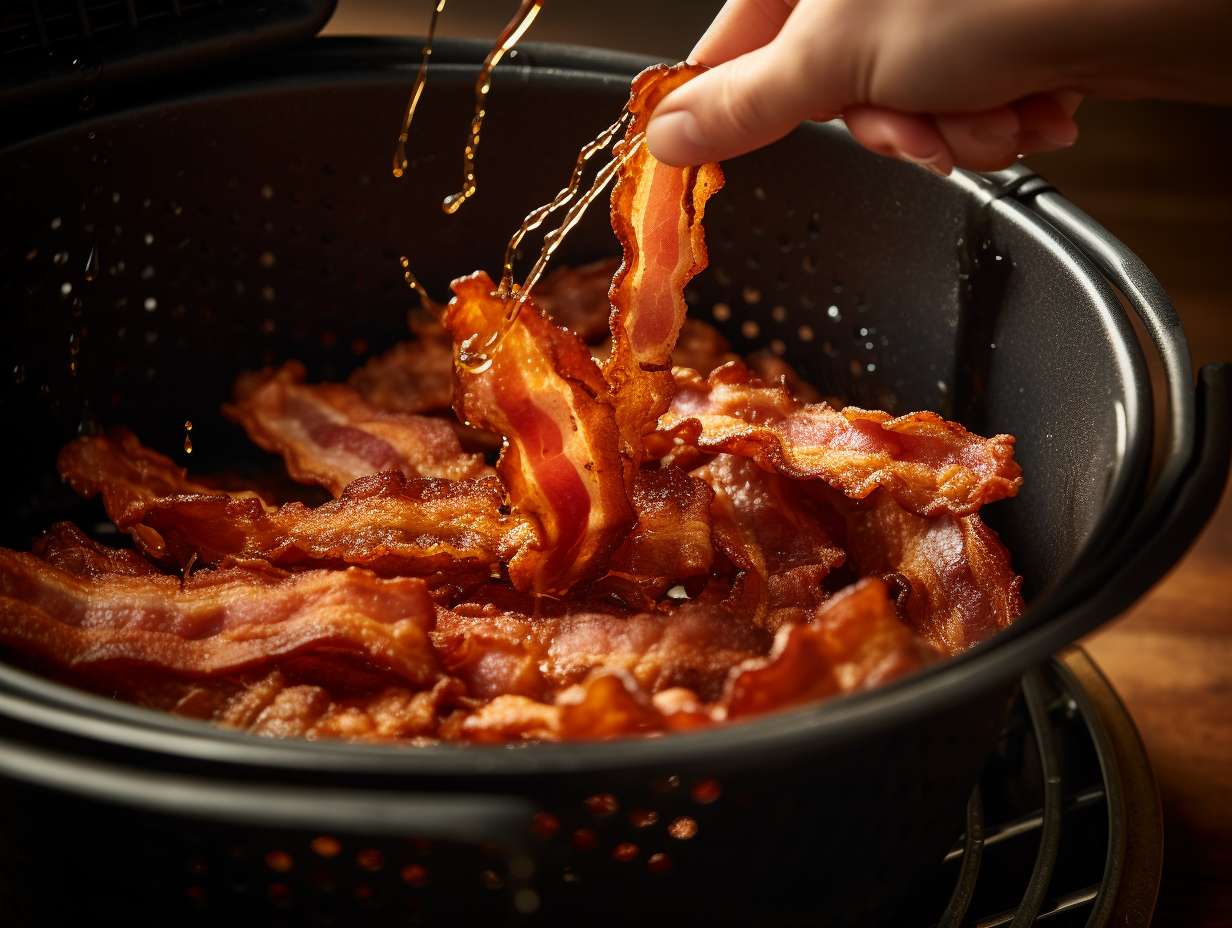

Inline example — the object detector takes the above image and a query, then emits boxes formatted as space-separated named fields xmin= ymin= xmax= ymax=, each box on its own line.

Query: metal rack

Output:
xmin=899 ymin=650 xmax=1162 ymax=927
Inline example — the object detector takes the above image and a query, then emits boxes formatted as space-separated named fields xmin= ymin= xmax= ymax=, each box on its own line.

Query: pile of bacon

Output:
xmin=0 ymin=66 xmax=1023 ymax=743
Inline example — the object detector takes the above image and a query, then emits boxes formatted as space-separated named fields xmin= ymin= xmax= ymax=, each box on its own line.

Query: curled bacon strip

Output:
xmin=226 ymin=361 xmax=488 ymax=494
xmin=58 ymin=432 xmax=524 ymax=575
xmin=605 ymin=64 xmax=725 ymax=458
xmin=723 ymin=578 xmax=938 ymax=719
xmin=0 ymin=524 xmax=439 ymax=684
xmin=592 ymin=465 xmax=715 ymax=606
xmin=661 ymin=363 xmax=1022 ymax=517
xmin=445 ymin=271 xmax=634 ymax=594
xmin=695 ymin=455 xmax=846 ymax=631
xmin=434 ymin=595 xmax=768 ymax=703
xmin=349 ymin=336 xmax=454 ymax=417
xmin=67 ymin=667 xmax=465 ymax=742
xmin=842 ymin=491 xmax=1024 ymax=654
xmin=452 ymin=672 xmax=709 ymax=743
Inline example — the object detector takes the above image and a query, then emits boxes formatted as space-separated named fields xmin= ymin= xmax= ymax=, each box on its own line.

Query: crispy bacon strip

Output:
xmin=592 ymin=465 xmax=715 ymax=606
xmin=349 ymin=337 xmax=454 ymax=417
xmin=695 ymin=455 xmax=846 ymax=631
xmin=445 ymin=271 xmax=634 ymax=594
xmin=722 ymin=578 xmax=938 ymax=719
xmin=605 ymin=64 xmax=725 ymax=459
xmin=842 ymin=491 xmax=1024 ymax=654
xmin=660 ymin=363 xmax=1022 ymax=517
xmin=434 ymin=597 xmax=768 ymax=703
xmin=58 ymin=432 xmax=525 ymax=575
xmin=0 ymin=526 xmax=439 ymax=684
xmin=226 ymin=360 xmax=488 ymax=494
xmin=452 ymin=672 xmax=709 ymax=743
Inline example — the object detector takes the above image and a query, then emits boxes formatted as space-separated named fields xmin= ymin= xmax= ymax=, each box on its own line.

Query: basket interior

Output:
xmin=0 ymin=63 xmax=1147 ymax=604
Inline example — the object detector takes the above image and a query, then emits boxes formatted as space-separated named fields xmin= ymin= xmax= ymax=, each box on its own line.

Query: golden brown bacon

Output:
xmin=723 ymin=578 xmax=938 ymax=719
xmin=695 ymin=455 xmax=846 ymax=631
xmin=0 ymin=525 xmax=439 ymax=684
xmin=349 ymin=337 xmax=454 ymax=417
xmin=592 ymin=465 xmax=715 ymax=606
xmin=445 ymin=271 xmax=634 ymax=594
xmin=842 ymin=492 xmax=1024 ymax=654
xmin=661 ymin=363 xmax=1022 ymax=517
xmin=605 ymin=64 xmax=725 ymax=459
xmin=58 ymin=432 xmax=523 ymax=575
xmin=225 ymin=360 xmax=488 ymax=494
xmin=435 ymin=595 xmax=768 ymax=703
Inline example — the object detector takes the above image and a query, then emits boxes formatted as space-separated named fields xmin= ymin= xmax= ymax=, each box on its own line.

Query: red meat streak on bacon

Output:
xmin=445 ymin=273 xmax=633 ymax=594
xmin=605 ymin=64 xmax=725 ymax=460
xmin=497 ymin=360 xmax=592 ymax=584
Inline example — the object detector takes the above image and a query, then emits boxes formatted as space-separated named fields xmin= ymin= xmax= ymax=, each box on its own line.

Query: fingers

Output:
xmin=1012 ymin=92 xmax=1080 ymax=154
xmin=843 ymin=90 xmax=1081 ymax=174
xmin=647 ymin=40 xmax=824 ymax=166
xmin=843 ymin=107 xmax=954 ymax=175
xmin=689 ymin=0 xmax=797 ymax=66
xmin=934 ymin=108 xmax=1022 ymax=172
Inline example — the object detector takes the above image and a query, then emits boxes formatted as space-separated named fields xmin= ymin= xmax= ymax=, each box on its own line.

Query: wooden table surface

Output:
xmin=328 ymin=5 xmax=1232 ymax=922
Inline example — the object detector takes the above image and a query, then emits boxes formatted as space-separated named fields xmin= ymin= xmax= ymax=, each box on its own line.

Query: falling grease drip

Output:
xmin=83 ymin=245 xmax=99 ymax=282
xmin=183 ymin=419 xmax=193 ymax=455
xmin=399 ymin=256 xmax=439 ymax=312
xmin=441 ymin=0 xmax=544 ymax=215
xmin=392 ymin=0 xmax=450 ymax=179
xmin=497 ymin=109 xmax=631 ymax=295
xmin=453 ymin=128 xmax=645 ymax=374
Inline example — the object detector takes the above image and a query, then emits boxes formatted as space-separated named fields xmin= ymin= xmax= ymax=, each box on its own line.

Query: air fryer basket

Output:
xmin=0 ymin=39 xmax=1227 ymax=926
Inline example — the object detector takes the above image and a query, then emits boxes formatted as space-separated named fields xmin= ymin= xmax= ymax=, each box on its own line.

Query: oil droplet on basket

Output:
xmin=183 ymin=419 xmax=193 ymax=454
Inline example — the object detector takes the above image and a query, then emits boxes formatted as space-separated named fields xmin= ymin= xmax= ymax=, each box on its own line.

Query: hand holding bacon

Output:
xmin=0 ymin=64 xmax=1024 ymax=744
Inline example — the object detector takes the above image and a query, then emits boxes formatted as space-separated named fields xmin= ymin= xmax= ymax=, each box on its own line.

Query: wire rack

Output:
xmin=892 ymin=649 xmax=1162 ymax=928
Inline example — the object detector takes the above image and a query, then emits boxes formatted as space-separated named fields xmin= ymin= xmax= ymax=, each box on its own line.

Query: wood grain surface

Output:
xmin=328 ymin=6 xmax=1231 ymax=922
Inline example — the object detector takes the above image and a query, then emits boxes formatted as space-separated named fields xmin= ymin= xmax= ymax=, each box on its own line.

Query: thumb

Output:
xmin=646 ymin=42 xmax=826 ymax=166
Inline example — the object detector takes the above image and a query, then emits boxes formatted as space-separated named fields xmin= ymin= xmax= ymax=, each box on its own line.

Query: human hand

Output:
xmin=646 ymin=0 xmax=1228 ymax=173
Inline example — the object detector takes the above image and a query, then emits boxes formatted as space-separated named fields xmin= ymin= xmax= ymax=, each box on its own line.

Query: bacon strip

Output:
xmin=445 ymin=271 xmax=634 ymax=594
xmin=349 ymin=337 xmax=454 ymax=417
xmin=94 ymin=670 xmax=465 ymax=742
xmin=58 ymin=432 xmax=525 ymax=576
xmin=605 ymin=64 xmax=725 ymax=459
xmin=433 ymin=597 xmax=768 ymax=703
xmin=694 ymin=455 xmax=846 ymax=631
xmin=591 ymin=465 xmax=715 ymax=606
xmin=226 ymin=360 xmax=488 ymax=494
xmin=661 ymin=363 xmax=1022 ymax=517
xmin=841 ymin=492 xmax=1024 ymax=654
xmin=722 ymin=578 xmax=938 ymax=719
xmin=0 ymin=526 xmax=439 ymax=684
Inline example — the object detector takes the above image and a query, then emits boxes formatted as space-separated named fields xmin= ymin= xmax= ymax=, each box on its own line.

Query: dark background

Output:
xmin=322 ymin=1 xmax=1232 ymax=923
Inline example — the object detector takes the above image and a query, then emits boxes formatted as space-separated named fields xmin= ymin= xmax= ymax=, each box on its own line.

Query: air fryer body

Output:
xmin=0 ymin=40 xmax=1220 ymax=926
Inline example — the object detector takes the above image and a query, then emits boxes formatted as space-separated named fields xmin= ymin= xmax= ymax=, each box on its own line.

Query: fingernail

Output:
xmin=646 ymin=110 xmax=705 ymax=166
xmin=1039 ymin=122 xmax=1079 ymax=147
xmin=898 ymin=150 xmax=952 ymax=176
